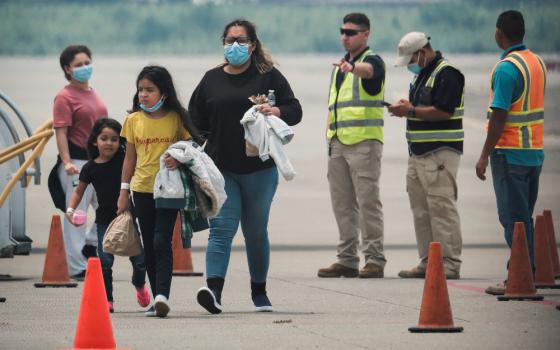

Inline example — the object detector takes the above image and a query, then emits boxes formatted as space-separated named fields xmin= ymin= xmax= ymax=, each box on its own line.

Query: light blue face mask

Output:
xmin=224 ymin=42 xmax=250 ymax=66
xmin=407 ymin=50 xmax=423 ymax=75
xmin=72 ymin=65 xmax=93 ymax=83
xmin=407 ymin=63 xmax=422 ymax=75
xmin=139 ymin=96 xmax=165 ymax=113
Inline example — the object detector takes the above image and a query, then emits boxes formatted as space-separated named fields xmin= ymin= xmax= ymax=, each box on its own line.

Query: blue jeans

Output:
xmin=96 ymin=223 xmax=147 ymax=302
xmin=490 ymin=152 xmax=541 ymax=269
xmin=206 ymin=167 xmax=278 ymax=283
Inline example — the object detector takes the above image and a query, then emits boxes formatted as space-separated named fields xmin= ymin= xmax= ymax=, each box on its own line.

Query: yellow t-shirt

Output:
xmin=121 ymin=110 xmax=191 ymax=193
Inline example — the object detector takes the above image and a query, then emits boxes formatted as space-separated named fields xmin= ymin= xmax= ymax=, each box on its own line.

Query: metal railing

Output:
xmin=0 ymin=119 xmax=53 ymax=207
xmin=0 ymin=89 xmax=52 ymax=257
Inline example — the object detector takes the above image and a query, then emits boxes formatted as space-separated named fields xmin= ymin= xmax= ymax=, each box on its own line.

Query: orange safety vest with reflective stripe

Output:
xmin=487 ymin=49 xmax=546 ymax=149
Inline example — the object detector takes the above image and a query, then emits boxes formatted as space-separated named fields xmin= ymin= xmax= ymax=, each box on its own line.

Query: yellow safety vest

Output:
xmin=406 ymin=59 xmax=465 ymax=145
xmin=327 ymin=49 xmax=385 ymax=145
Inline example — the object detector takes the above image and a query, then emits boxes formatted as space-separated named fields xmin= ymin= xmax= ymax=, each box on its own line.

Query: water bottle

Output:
xmin=267 ymin=89 xmax=276 ymax=107
xmin=71 ymin=174 xmax=79 ymax=187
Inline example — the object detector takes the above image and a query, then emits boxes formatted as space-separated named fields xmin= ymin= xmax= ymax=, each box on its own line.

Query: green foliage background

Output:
xmin=1 ymin=0 xmax=559 ymax=55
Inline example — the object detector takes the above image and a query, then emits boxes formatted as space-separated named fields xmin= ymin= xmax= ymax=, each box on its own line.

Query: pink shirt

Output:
xmin=53 ymin=84 xmax=108 ymax=149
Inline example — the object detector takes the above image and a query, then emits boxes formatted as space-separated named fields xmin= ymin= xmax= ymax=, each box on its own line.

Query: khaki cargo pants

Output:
xmin=407 ymin=149 xmax=462 ymax=274
xmin=328 ymin=138 xmax=385 ymax=269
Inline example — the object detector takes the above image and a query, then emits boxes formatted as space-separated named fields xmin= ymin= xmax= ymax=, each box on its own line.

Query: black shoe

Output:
xmin=71 ymin=270 xmax=86 ymax=281
xmin=250 ymin=281 xmax=273 ymax=312
xmin=196 ymin=287 xmax=222 ymax=314
xmin=81 ymin=244 xmax=97 ymax=259
xmin=252 ymin=293 xmax=273 ymax=312
xmin=144 ymin=305 xmax=157 ymax=317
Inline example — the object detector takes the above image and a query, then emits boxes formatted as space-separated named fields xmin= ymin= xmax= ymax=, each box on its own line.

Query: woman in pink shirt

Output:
xmin=51 ymin=45 xmax=107 ymax=279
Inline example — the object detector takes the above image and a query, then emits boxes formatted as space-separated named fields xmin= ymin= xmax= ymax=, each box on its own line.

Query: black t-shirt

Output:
xmin=408 ymin=52 xmax=464 ymax=114
xmin=79 ymin=152 xmax=124 ymax=225
xmin=336 ymin=47 xmax=386 ymax=96
xmin=188 ymin=63 xmax=302 ymax=174
xmin=407 ymin=52 xmax=465 ymax=156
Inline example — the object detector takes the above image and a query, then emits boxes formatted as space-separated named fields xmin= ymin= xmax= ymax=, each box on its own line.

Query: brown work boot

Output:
xmin=317 ymin=263 xmax=358 ymax=278
xmin=445 ymin=271 xmax=461 ymax=280
xmin=398 ymin=266 xmax=426 ymax=279
xmin=485 ymin=281 xmax=506 ymax=295
xmin=358 ymin=263 xmax=384 ymax=278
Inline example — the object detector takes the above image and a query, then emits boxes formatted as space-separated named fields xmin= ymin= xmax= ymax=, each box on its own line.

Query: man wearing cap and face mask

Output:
xmin=318 ymin=12 xmax=387 ymax=279
xmin=388 ymin=32 xmax=465 ymax=280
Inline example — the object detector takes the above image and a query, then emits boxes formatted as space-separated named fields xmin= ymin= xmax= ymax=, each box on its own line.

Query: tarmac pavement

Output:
xmin=1 ymin=54 xmax=560 ymax=349
xmin=1 ymin=246 xmax=559 ymax=349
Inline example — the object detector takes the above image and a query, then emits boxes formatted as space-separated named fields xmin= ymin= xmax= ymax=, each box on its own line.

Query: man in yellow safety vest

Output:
xmin=318 ymin=13 xmax=387 ymax=279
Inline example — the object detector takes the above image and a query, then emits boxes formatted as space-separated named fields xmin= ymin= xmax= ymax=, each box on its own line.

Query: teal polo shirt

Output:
xmin=490 ymin=43 xmax=545 ymax=166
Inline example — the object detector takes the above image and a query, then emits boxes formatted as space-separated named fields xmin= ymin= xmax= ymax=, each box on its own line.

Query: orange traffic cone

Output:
xmin=172 ymin=214 xmax=203 ymax=277
xmin=498 ymin=222 xmax=543 ymax=301
xmin=409 ymin=242 xmax=463 ymax=333
xmin=534 ymin=215 xmax=560 ymax=289
xmin=34 ymin=215 xmax=77 ymax=288
xmin=73 ymin=257 xmax=117 ymax=350
xmin=543 ymin=210 xmax=560 ymax=278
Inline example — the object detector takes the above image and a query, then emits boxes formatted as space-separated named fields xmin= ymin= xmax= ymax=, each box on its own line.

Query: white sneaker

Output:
xmin=154 ymin=295 xmax=170 ymax=318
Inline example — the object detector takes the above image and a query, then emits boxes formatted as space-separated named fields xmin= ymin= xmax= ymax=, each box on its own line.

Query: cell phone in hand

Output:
xmin=381 ymin=101 xmax=392 ymax=107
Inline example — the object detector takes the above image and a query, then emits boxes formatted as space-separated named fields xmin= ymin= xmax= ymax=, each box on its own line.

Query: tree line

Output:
xmin=1 ymin=0 xmax=558 ymax=55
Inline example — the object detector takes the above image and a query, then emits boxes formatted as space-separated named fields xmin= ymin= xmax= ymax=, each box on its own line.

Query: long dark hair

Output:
xmin=86 ymin=118 xmax=125 ymax=160
xmin=130 ymin=65 xmax=203 ymax=144
xmin=222 ymin=19 xmax=274 ymax=74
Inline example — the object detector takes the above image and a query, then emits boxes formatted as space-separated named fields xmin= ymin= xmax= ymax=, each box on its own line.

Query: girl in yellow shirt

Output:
xmin=117 ymin=65 xmax=200 ymax=318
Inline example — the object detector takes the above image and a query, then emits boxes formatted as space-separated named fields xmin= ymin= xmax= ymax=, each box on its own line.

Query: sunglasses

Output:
xmin=339 ymin=28 xmax=366 ymax=37
xmin=224 ymin=36 xmax=251 ymax=45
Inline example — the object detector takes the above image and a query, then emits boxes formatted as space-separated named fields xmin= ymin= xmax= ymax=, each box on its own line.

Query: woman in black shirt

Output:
xmin=189 ymin=19 xmax=302 ymax=314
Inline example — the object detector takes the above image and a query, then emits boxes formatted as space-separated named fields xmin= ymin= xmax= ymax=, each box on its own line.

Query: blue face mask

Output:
xmin=224 ymin=42 xmax=250 ymax=66
xmin=407 ymin=63 xmax=422 ymax=75
xmin=72 ymin=65 xmax=93 ymax=83
xmin=139 ymin=96 xmax=165 ymax=113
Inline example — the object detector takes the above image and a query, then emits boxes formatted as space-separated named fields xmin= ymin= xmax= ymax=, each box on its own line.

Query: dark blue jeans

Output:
xmin=206 ymin=167 xmax=278 ymax=283
xmin=490 ymin=152 xmax=541 ymax=269
xmin=96 ymin=223 xmax=147 ymax=302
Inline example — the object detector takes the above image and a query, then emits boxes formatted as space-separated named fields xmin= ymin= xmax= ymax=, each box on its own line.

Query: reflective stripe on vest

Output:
xmin=406 ymin=130 xmax=464 ymax=142
xmin=328 ymin=100 xmax=386 ymax=111
xmin=486 ymin=110 xmax=543 ymax=123
xmin=487 ymin=50 xmax=546 ymax=149
xmin=406 ymin=59 xmax=465 ymax=143
xmin=328 ymin=118 xmax=384 ymax=130
xmin=326 ymin=49 xmax=385 ymax=145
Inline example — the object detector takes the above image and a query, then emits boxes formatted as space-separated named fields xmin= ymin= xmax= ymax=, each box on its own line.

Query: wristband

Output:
xmin=66 ymin=207 xmax=75 ymax=214
xmin=120 ymin=182 xmax=130 ymax=190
